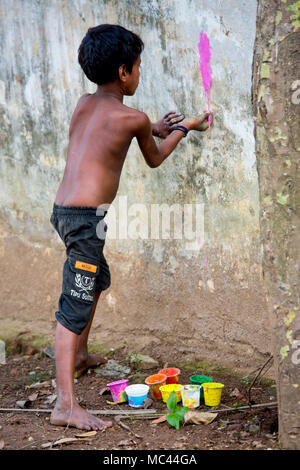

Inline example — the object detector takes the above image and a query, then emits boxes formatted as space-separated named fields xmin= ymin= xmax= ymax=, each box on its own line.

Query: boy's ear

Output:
xmin=119 ymin=64 xmax=128 ymax=82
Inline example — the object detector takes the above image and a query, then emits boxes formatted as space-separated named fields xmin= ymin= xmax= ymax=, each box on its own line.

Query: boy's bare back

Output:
xmin=55 ymin=93 xmax=144 ymax=207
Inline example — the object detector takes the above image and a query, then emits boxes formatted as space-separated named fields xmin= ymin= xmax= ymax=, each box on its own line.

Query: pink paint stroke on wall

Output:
xmin=198 ymin=31 xmax=212 ymax=127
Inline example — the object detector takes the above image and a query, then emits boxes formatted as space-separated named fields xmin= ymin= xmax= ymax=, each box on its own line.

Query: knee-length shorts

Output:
xmin=50 ymin=204 xmax=111 ymax=335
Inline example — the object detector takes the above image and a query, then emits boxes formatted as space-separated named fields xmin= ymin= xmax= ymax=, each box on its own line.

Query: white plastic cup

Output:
xmin=181 ymin=385 xmax=201 ymax=408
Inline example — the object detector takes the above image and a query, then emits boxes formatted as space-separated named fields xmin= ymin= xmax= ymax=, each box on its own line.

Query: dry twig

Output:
xmin=248 ymin=355 xmax=274 ymax=404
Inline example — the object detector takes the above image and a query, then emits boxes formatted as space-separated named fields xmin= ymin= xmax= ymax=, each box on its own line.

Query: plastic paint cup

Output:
xmin=145 ymin=373 xmax=167 ymax=400
xmin=202 ymin=382 xmax=224 ymax=406
xmin=159 ymin=384 xmax=182 ymax=403
xmin=189 ymin=375 xmax=213 ymax=400
xmin=125 ymin=384 xmax=149 ymax=408
xmin=106 ymin=379 xmax=129 ymax=403
xmin=180 ymin=385 xmax=201 ymax=408
xmin=158 ymin=367 xmax=180 ymax=384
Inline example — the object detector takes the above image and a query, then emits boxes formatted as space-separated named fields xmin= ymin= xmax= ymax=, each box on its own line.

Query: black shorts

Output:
xmin=50 ymin=204 xmax=111 ymax=335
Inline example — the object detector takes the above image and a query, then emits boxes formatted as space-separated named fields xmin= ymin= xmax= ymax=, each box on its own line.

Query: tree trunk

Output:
xmin=252 ymin=0 xmax=300 ymax=449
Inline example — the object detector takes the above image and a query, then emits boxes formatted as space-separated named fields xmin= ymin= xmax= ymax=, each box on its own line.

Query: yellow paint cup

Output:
xmin=159 ymin=384 xmax=182 ymax=403
xmin=202 ymin=382 xmax=224 ymax=406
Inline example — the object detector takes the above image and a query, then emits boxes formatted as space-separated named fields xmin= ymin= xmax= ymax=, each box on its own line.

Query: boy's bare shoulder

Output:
xmin=123 ymin=106 xmax=151 ymax=134
xmin=73 ymin=93 xmax=91 ymax=108
xmin=79 ymin=92 xmax=92 ymax=101
xmin=72 ymin=93 xmax=92 ymax=117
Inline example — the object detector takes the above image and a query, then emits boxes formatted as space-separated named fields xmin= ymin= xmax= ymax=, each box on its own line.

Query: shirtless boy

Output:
xmin=50 ymin=24 xmax=211 ymax=430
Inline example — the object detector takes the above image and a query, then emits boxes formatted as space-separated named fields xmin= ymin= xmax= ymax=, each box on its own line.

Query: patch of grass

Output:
xmin=9 ymin=384 xmax=23 ymax=391
xmin=0 ymin=330 xmax=51 ymax=356
xmin=258 ymin=377 xmax=276 ymax=387
xmin=30 ymin=334 xmax=51 ymax=351
xmin=25 ymin=371 xmax=51 ymax=385
xmin=232 ymin=402 xmax=243 ymax=408
xmin=129 ymin=372 xmax=148 ymax=383
xmin=5 ymin=340 xmax=19 ymax=356
xmin=179 ymin=359 xmax=240 ymax=378
xmin=241 ymin=375 xmax=276 ymax=387
xmin=0 ymin=324 xmax=22 ymax=343
xmin=127 ymin=352 xmax=143 ymax=370
xmin=88 ymin=343 xmax=108 ymax=355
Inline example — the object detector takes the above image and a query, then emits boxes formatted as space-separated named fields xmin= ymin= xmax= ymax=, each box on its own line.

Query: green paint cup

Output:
xmin=189 ymin=375 xmax=213 ymax=401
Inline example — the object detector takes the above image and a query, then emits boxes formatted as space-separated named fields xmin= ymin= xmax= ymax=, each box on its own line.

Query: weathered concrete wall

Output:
xmin=0 ymin=0 xmax=271 ymax=370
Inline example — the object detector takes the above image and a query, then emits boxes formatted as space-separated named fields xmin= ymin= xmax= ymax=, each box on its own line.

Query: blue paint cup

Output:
xmin=125 ymin=384 xmax=149 ymax=408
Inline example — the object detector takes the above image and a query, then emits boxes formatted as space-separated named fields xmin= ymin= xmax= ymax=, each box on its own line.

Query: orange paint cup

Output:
xmin=158 ymin=367 xmax=180 ymax=384
xmin=145 ymin=373 xmax=167 ymax=400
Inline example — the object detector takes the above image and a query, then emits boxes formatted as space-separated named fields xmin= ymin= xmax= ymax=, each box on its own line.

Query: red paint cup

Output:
xmin=158 ymin=367 xmax=181 ymax=385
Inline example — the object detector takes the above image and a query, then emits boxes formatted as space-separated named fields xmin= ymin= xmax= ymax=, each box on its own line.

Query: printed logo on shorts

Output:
xmin=70 ymin=273 xmax=95 ymax=302
xmin=75 ymin=274 xmax=95 ymax=293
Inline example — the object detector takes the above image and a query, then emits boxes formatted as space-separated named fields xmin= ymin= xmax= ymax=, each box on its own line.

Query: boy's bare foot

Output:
xmin=75 ymin=351 xmax=107 ymax=377
xmin=50 ymin=402 xmax=112 ymax=430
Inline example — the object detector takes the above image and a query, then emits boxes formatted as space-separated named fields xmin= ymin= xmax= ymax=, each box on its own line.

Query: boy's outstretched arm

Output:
xmin=136 ymin=111 xmax=211 ymax=168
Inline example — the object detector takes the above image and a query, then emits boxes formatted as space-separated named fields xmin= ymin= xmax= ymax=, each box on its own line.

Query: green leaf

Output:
xmin=286 ymin=329 xmax=293 ymax=344
xmin=286 ymin=2 xmax=300 ymax=11
xmin=262 ymin=50 xmax=271 ymax=62
xmin=242 ymin=375 xmax=251 ymax=385
xmin=277 ymin=192 xmax=289 ymax=205
xmin=280 ymin=345 xmax=290 ymax=361
xmin=292 ymin=19 xmax=300 ymax=30
xmin=233 ymin=402 xmax=243 ymax=408
xmin=166 ymin=391 xmax=178 ymax=411
xmin=284 ymin=310 xmax=295 ymax=326
xmin=173 ymin=406 xmax=188 ymax=421
xmin=166 ymin=412 xmax=180 ymax=430
xmin=260 ymin=64 xmax=270 ymax=79
xmin=263 ymin=195 xmax=272 ymax=204
xmin=276 ymin=11 xmax=283 ymax=24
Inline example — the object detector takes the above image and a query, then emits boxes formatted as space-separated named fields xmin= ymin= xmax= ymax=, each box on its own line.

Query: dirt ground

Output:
xmin=0 ymin=344 xmax=279 ymax=451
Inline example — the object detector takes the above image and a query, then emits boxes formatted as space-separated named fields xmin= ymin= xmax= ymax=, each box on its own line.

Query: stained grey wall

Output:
xmin=0 ymin=0 xmax=270 ymax=370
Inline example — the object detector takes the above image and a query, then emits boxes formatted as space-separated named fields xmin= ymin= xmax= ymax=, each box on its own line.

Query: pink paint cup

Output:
xmin=106 ymin=379 xmax=129 ymax=403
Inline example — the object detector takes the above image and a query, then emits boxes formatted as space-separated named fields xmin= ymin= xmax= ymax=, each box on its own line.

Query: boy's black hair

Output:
xmin=78 ymin=24 xmax=144 ymax=85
